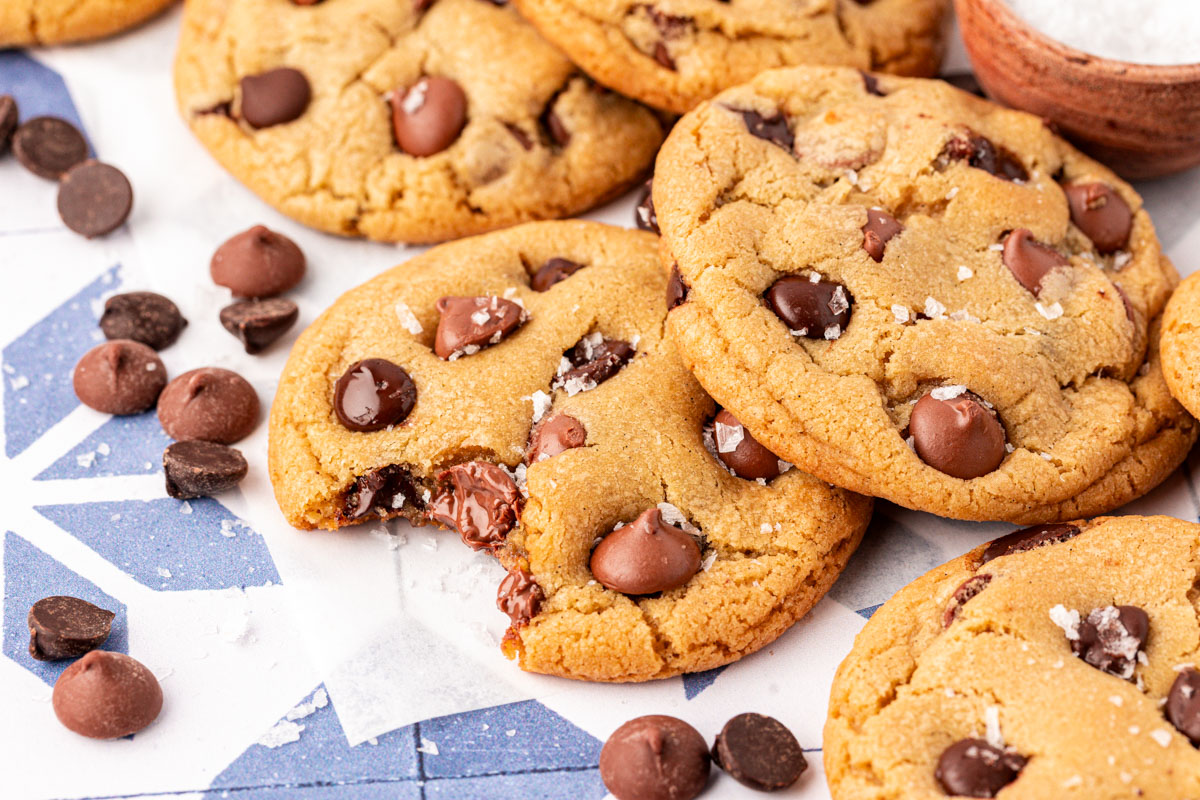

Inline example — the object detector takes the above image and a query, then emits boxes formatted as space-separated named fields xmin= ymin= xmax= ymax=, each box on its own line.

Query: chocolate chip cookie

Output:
xmin=511 ymin=0 xmax=949 ymax=113
xmin=173 ymin=0 xmax=665 ymax=244
xmin=0 ymin=0 xmax=174 ymax=46
xmin=826 ymin=515 xmax=1200 ymax=798
xmin=654 ymin=65 xmax=1195 ymax=523
xmin=1161 ymin=271 xmax=1200 ymax=420
xmin=268 ymin=220 xmax=871 ymax=681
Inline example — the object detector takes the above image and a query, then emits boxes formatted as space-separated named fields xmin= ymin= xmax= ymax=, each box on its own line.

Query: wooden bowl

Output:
xmin=955 ymin=0 xmax=1200 ymax=180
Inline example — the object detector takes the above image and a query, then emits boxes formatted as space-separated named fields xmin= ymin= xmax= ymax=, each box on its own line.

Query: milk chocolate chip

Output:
xmin=73 ymin=340 xmax=167 ymax=415
xmin=591 ymin=508 xmax=701 ymax=595
xmin=28 ymin=596 xmax=114 ymax=661
xmin=240 ymin=68 xmax=311 ymax=128
xmin=527 ymin=413 xmax=586 ymax=463
xmin=909 ymin=389 xmax=1006 ymax=480
xmin=219 ymin=298 xmax=299 ymax=354
xmin=1071 ymin=605 xmax=1148 ymax=681
xmin=1168 ymin=668 xmax=1200 ymax=745
xmin=497 ymin=568 xmax=543 ymax=626
xmin=711 ymin=712 xmax=806 ymax=791
xmin=156 ymin=367 xmax=259 ymax=444
xmin=979 ymin=523 xmax=1081 ymax=564
xmin=100 ymin=292 xmax=187 ymax=350
xmin=391 ymin=76 xmax=467 ymax=157
xmin=434 ymin=296 xmax=526 ymax=359
xmin=1002 ymin=229 xmax=1068 ymax=296
xmin=163 ymin=440 xmax=248 ymax=499
xmin=600 ymin=715 xmax=710 ymax=800
xmin=53 ymin=651 xmax=162 ymax=739
xmin=1064 ymin=182 xmax=1132 ymax=254
xmin=862 ymin=208 xmax=902 ymax=262
xmin=766 ymin=276 xmax=852 ymax=339
xmin=428 ymin=462 xmax=522 ymax=552
xmin=531 ymin=258 xmax=584 ymax=291
xmin=334 ymin=358 xmax=417 ymax=432
xmin=713 ymin=409 xmax=780 ymax=481
xmin=935 ymin=739 xmax=1026 ymax=797
xmin=12 ymin=116 xmax=88 ymax=179
xmin=211 ymin=225 xmax=306 ymax=298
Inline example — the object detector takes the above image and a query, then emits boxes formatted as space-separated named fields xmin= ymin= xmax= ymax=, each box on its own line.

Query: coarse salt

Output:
xmin=1005 ymin=0 xmax=1200 ymax=66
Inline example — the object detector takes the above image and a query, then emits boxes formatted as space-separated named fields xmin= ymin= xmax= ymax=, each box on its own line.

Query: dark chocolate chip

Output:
xmin=210 ymin=225 xmax=306 ymax=299
xmin=527 ymin=413 xmax=586 ymax=463
xmin=505 ymin=122 xmax=533 ymax=150
xmin=979 ymin=523 xmax=1081 ymax=564
xmin=636 ymin=179 xmax=659 ymax=234
xmin=1002 ymin=229 xmax=1068 ymax=296
xmin=163 ymin=440 xmax=248 ymax=499
xmin=1064 ymin=182 xmax=1132 ymax=254
xmin=736 ymin=108 xmax=794 ymax=151
xmin=540 ymin=101 xmax=571 ymax=148
xmin=100 ymin=292 xmax=187 ymax=351
xmin=333 ymin=358 xmax=417 ymax=432
xmin=666 ymin=264 xmax=689 ymax=310
xmin=73 ymin=340 xmax=167 ymax=415
xmin=935 ymin=739 xmax=1026 ymax=797
xmin=861 ymin=71 xmax=885 ymax=96
xmin=28 ymin=596 xmax=114 ymax=661
xmin=653 ymin=41 xmax=676 ymax=69
xmin=157 ymin=367 xmax=259 ymax=444
xmin=340 ymin=464 xmax=418 ymax=522
xmin=600 ymin=715 xmax=710 ymax=800
xmin=391 ymin=76 xmax=467 ymax=157
xmin=1071 ymin=605 xmax=1148 ymax=681
xmin=240 ymin=68 xmax=311 ymax=128
xmin=57 ymin=161 xmax=133 ymax=238
xmin=765 ymin=275 xmax=852 ymax=339
xmin=12 ymin=116 xmax=88 ymax=179
xmin=591 ymin=508 xmax=701 ymax=595
xmin=938 ymin=133 xmax=1028 ymax=182
xmin=1167 ymin=668 xmax=1200 ymax=745
xmin=428 ymin=462 xmax=522 ymax=552
xmin=531 ymin=258 xmax=584 ymax=292
xmin=711 ymin=712 xmax=806 ymax=791
xmin=52 ymin=651 xmax=162 ymax=739
xmin=942 ymin=574 xmax=992 ymax=628
xmin=909 ymin=390 xmax=1006 ymax=480
xmin=713 ymin=409 xmax=780 ymax=481
xmin=556 ymin=337 xmax=635 ymax=392
xmin=497 ymin=567 xmax=543 ymax=626
xmin=0 ymin=95 xmax=18 ymax=155
xmin=434 ymin=295 xmax=526 ymax=359
xmin=862 ymin=208 xmax=903 ymax=262
xmin=219 ymin=298 xmax=299 ymax=354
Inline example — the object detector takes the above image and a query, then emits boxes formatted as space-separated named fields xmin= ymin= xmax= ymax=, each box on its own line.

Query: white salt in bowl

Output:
xmin=955 ymin=0 xmax=1200 ymax=179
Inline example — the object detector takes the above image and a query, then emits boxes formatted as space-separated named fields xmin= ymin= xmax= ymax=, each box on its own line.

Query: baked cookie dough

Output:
xmin=1161 ymin=271 xmax=1200 ymax=420
xmin=0 ymin=0 xmax=174 ymax=46
xmin=174 ymin=0 xmax=665 ymax=244
xmin=654 ymin=65 xmax=1195 ymax=523
xmin=512 ymin=0 xmax=949 ymax=113
xmin=826 ymin=515 xmax=1200 ymax=798
xmin=268 ymin=220 xmax=871 ymax=681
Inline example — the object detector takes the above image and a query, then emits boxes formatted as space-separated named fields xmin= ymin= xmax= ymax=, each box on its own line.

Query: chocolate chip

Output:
xmin=52 ymin=651 xmax=162 ymax=739
xmin=391 ymin=76 xmax=467 ymax=157
xmin=100 ymin=292 xmax=187 ymax=350
xmin=556 ymin=337 xmax=635 ymax=392
xmin=333 ymin=358 xmax=417 ymax=432
xmin=635 ymin=179 xmax=659 ymax=234
xmin=935 ymin=739 xmax=1026 ymax=797
xmin=667 ymin=264 xmax=689 ymax=310
xmin=163 ymin=440 xmax=248 ymax=499
xmin=28 ymin=596 xmax=114 ymax=661
xmin=909 ymin=390 xmax=1006 ymax=480
xmin=653 ymin=41 xmax=676 ymax=70
xmin=12 ymin=116 xmax=88 ymax=179
xmin=240 ymin=68 xmax=311 ymax=128
xmin=157 ymin=367 xmax=259 ymax=444
xmin=340 ymin=464 xmax=417 ymax=521
xmin=942 ymin=574 xmax=992 ymax=627
xmin=428 ymin=462 xmax=522 ymax=551
xmin=938 ymin=133 xmax=1028 ymax=182
xmin=735 ymin=108 xmax=794 ymax=151
xmin=862 ymin=208 xmax=902 ymax=262
xmin=540 ymin=100 xmax=571 ymax=148
xmin=711 ymin=712 xmax=805 ymax=791
xmin=531 ymin=258 xmax=583 ymax=292
xmin=1064 ymin=182 xmax=1132 ymax=254
xmin=73 ymin=340 xmax=167 ymax=415
xmin=434 ymin=296 xmax=526 ymax=359
xmin=1167 ymin=668 xmax=1200 ymax=745
xmin=505 ymin=122 xmax=533 ymax=150
xmin=600 ymin=715 xmax=710 ymax=800
xmin=57 ymin=160 xmax=133 ymax=238
xmin=765 ymin=276 xmax=852 ymax=339
xmin=1071 ymin=605 xmax=1148 ymax=681
xmin=591 ymin=508 xmax=701 ymax=595
xmin=497 ymin=567 xmax=543 ymax=626
xmin=979 ymin=523 xmax=1081 ymax=564
xmin=712 ymin=409 xmax=780 ymax=481
xmin=0 ymin=95 xmax=18 ymax=155
xmin=527 ymin=413 xmax=586 ymax=463
xmin=1001 ymin=229 xmax=1068 ymax=296
xmin=210 ymin=225 xmax=306 ymax=299
xmin=861 ymin=71 xmax=885 ymax=96
xmin=219 ymin=298 xmax=299 ymax=354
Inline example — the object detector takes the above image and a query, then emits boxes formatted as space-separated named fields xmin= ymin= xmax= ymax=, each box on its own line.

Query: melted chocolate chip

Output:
xmin=1167 ymin=668 xmax=1200 ymax=745
xmin=334 ymin=358 xmax=417 ymax=432
xmin=1002 ymin=229 xmax=1068 ymax=296
xmin=219 ymin=298 xmax=299 ymax=354
xmin=1064 ymin=182 xmax=1132 ymax=254
xmin=556 ymin=337 xmax=635 ymax=392
xmin=935 ymin=739 xmax=1026 ymax=797
xmin=527 ymin=413 xmax=587 ymax=463
xmin=591 ymin=508 xmax=701 ymax=595
xmin=497 ymin=568 xmax=543 ymax=626
xmin=713 ymin=409 xmax=781 ymax=481
xmin=428 ymin=462 xmax=522 ymax=552
xmin=735 ymin=108 xmax=793 ymax=151
xmin=391 ymin=76 xmax=467 ymax=157
xmin=635 ymin=179 xmax=659 ymax=234
xmin=980 ymin=523 xmax=1081 ymax=564
xmin=99 ymin=292 xmax=187 ymax=351
xmin=531 ymin=258 xmax=584 ymax=291
xmin=942 ymin=574 xmax=992 ymax=628
xmin=240 ymin=68 xmax=311 ymax=128
xmin=163 ymin=440 xmax=248 ymax=499
xmin=862 ymin=208 xmax=902 ymax=262
xmin=1071 ymin=605 xmax=1148 ymax=681
xmin=52 ymin=651 xmax=162 ymax=739
xmin=938 ymin=133 xmax=1028 ymax=182
xmin=600 ymin=715 xmax=710 ymax=800
xmin=28 ymin=596 xmax=114 ymax=661
xmin=765 ymin=276 xmax=852 ymax=339
xmin=666 ymin=264 xmax=689 ymax=310
xmin=711 ymin=712 xmax=806 ymax=791
xmin=909 ymin=390 xmax=1006 ymax=480
xmin=340 ymin=464 xmax=417 ymax=522
xmin=434 ymin=296 xmax=526 ymax=360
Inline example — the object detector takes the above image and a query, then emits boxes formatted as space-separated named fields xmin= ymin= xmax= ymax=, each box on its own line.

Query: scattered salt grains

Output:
xmin=714 ymin=421 xmax=744 ymax=454
xmin=1151 ymin=729 xmax=1173 ymax=747
xmin=1129 ymin=725 xmax=1140 ymax=735
xmin=829 ymin=286 xmax=850 ymax=316
xmin=417 ymin=738 xmax=440 ymax=756
xmin=394 ymin=301 xmax=423 ymax=335
xmin=1049 ymin=604 xmax=1081 ymax=640
xmin=1035 ymin=301 xmax=1064 ymax=320
xmin=258 ymin=720 xmax=304 ymax=749
xmin=891 ymin=305 xmax=910 ymax=324
xmin=946 ymin=187 xmax=960 ymax=200
xmin=923 ymin=297 xmax=947 ymax=320
xmin=823 ymin=324 xmax=842 ymax=340
xmin=984 ymin=706 xmax=1003 ymax=748
xmin=1112 ymin=251 xmax=1133 ymax=269
xmin=505 ymin=730 xmax=516 ymax=737
xmin=1109 ymin=695 xmax=1124 ymax=707
xmin=470 ymin=309 xmax=491 ymax=326
xmin=657 ymin=502 xmax=699 ymax=535
xmin=529 ymin=390 xmax=553 ymax=423
xmin=1006 ymin=0 xmax=1200 ymax=66
xmin=1062 ymin=776 xmax=1083 ymax=789
xmin=931 ymin=385 xmax=968 ymax=401
xmin=776 ymin=462 xmax=791 ymax=476
xmin=179 ymin=501 xmax=193 ymax=515
xmin=701 ymin=551 xmax=718 ymax=572
xmin=157 ymin=567 xmax=172 ymax=579
xmin=905 ymin=435 xmax=916 ymax=451
xmin=956 ymin=266 xmax=973 ymax=281
xmin=96 ymin=442 xmax=110 ymax=456
xmin=845 ymin=169 xmax=859 ymax=187
xmin=989 ymin=243 xmax=1005 ymax=252
xmin=1005 ymin=443 xmax=1015 ymax=453
xmin=949 ymin=310 xmax=980 ymax=324
xmin=760 ymin=523 xmax=772 ymax=534
xmin=75 ymin=451 xmax=96 ymax=469
xmin=401 ymin=80 xmax=428 ymax=113
xmin=789 ymin=328 xmax=808 ymax=337
xmin=9 ymin=375 xmax=28 ymax=390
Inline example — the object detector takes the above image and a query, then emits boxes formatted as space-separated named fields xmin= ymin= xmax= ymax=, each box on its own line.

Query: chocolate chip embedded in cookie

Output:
xmin=935 ymin=739 xmax=1026 ymax=797
xmin=590 ymin=508 xmax=702 ymax=595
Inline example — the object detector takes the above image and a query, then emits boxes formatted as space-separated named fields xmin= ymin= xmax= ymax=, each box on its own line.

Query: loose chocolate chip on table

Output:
xmin=157 ymin=367 xmax=259 ymax=444
xmin=12 ymin=116 xmax=88 ymax=179
xmin=527 ymin=413 xmax=586 ymax=463
xmin=340 ymin=464 xmax=418 ymax=522
xmin=211 ymin=225 xmax=306 ymax=299
xmin=942 ymin=574 xmax=992 ymax=628
xmin=909 ymin=389 xmax=1006 ymax=480
xmin=713 ymin=409 xmax=781 ymax=481
xmin=935 ymin=739 xmax=1026 ymax=798
xmin=497 ymin=567 xmax=543 ymax=626
xmin=938 ymin=133 xmax=1028 ymax=182
xmin=163 ymin=440 xmax=248 ymax=500
xmin=391 ymin=76 xmax=468 ymax=157
xmin=736 ymin=108 xmax=794 ymax=151
xmin=667 ymin=264 xmax=689 ymax=310
xmin=28 ymin=596 xmax=114 ymax=661
xmin=556 ymin=337 xmax=635 ymax=392
xmin=100 ymin=292 xmax=187 ymax=350
xmin=434 ymin=295 xmax=526 ymax=359
xmin=635 ymin=179 xmax=659 ymax=234
xmin=73 ymin=340 xmax=167 ymax=416
xmin=57 ymin=160 xmax=133 ymax=238
xmin=1002 ymin=229 xmax=1068 ymax=296
xmin=239 ymin=67 xmax=311 ymax=128
xmin=862 ymin=208 xmax=903 ymax=262
xmin=1168 ymin=668 xmax=1200 ymax=745
xmin=600 ymin=715 xmax=710 ymax=800
xmin=52 ymin=650 xmax=162 ymax=739
xmin=220 ymin=298 xmax=299 ymax=354
xmin=333 ymin=358 xmax=417 ymax=432
xmin=1070 ymin=605 xmax=1148 ymax=680
xmin=531 ymin=258 xmax=584 ymax=292
xmin=0 ymin=95 xmax=18 ymax=154
xmin=712 ymin=712 xmax=806 ymax=791
xmin=428 ymin=461 xmax=522 ymax=551
xmin=765 ymin=275 xmax=852 ymax=339
xmin=1064 ymin=182 xmax=1133 ymax=254
xmin=591 ymin=508 xmax=701 ymax=595
xmin=979 ymin=523 xmax=1081 ymax=564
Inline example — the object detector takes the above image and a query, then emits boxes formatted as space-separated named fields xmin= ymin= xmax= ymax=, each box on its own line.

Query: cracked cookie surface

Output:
xmin=825 ymin=515 xmax=1200 ymax=798
xmin=267 ymin=220 xmax=871 ymax=681
xmin=1161 ymin=272 xmax=1200 ymax=420
xmin=512 ymin=0 xmax=949 ymax=113
xmin=1 ymin=0 xmax=175 ymax=46
xmin=173 ymin=0 xmax=665 ymax=244
xmin=654 ymin=65 xmax=1195 ymax=523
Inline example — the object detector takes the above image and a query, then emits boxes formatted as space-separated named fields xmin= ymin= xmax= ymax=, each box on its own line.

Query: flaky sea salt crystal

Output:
xmin=824 ymin=324 xmax=841 ymax=340
xmin=657 ymin=502 xmax=699 ymax=535
xmin=956 ymin=265 xmax=973 ymax=281
xmin=417 ymin=738 xmax=439 ymax=755
xmin=1036 ymin=301 xmax=1064 ymax=320
xmin=258 ymin=720 xmax=304 ymax=749
xmin=10 ymin=375 xmax=28 ymax=390
xmin=829 ymin=286 xmax=849 ymax=316
xmin=789 ymin=328 xmax=808 ymax=337
xmin=394 ymin=301 xmax=423 ymax=334
xmin=989 ymin=243 xmax=1004 ymax=251
xmin=76 ymin=451 xmax=96 ymax=469
xmin=1113 ymin=251 xmax=1133 ymax=269
xmin=891 ymin=305 xmax=910 ymax=324
xmin=946 ymin=187 xmax=960 ymax=200
xmin=529 ymin=390 xmax=552 ymax=423
xmin=984 ymin=706 xmax=1003 ymax=748
xmin=1151 ymin=729 xmax=1174 ymax=747
xmin=714 ymin=421 xmax=744 ymax=453
xmin=923 ymin=297 xmax=946 ymax=319
xmin=157 ymin=567 xmax=172 ymax=579
xmin=402 ymin=80 xmax=428 ymax=113
xmin=1049 ymin=604 xmax=1081 ymax=639
xmin=1062 ymin=776 xmax=1083 ymax=789
xmin=1006 ymin=0 xmax=1200 ymax=65
xmin=179 ymin=501 xmax=193 ymax=515
xmin=1109 ymin=695 xmax=1123 ymax=706
xmin=931 ymin=385 xmax=968 ymax=401
xmin=701 ymin=551 xmax=717 ymax=571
